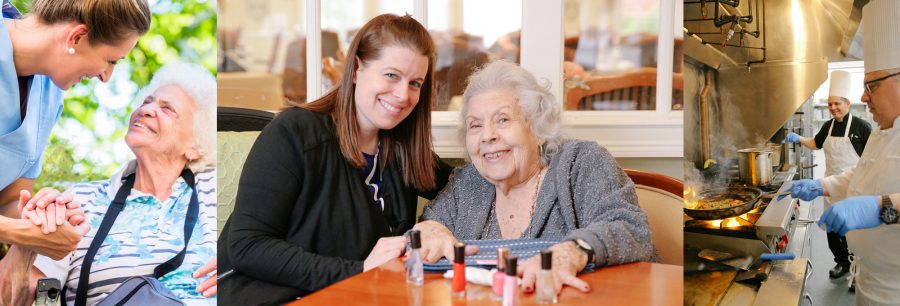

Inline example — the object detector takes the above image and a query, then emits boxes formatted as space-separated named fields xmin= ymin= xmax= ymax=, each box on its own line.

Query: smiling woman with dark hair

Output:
xmin=218 ymin=13 xmax=454 ymax=305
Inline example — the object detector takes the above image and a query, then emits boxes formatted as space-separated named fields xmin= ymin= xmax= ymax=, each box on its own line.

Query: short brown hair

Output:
xmin=31 ymin=0 xmax=151 ymax=45
xmin=287 ymin=14 xmax=439 ymax=191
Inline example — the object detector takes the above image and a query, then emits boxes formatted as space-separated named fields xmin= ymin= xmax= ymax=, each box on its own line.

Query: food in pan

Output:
xmin=694 ymin=198 xmax=744 ymax=210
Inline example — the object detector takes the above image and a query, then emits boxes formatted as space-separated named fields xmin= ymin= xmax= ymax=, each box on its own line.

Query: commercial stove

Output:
xmin=684 ymin=166 xmax=815 ymax=306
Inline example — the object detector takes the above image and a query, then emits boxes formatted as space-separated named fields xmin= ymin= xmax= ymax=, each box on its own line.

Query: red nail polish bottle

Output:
xmin=451 ymin=242 xmax=466 ymax=297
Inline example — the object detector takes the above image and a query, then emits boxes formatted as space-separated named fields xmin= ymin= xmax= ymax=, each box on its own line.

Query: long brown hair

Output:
xmin=287 ymin=14 xmax=438 ymax=191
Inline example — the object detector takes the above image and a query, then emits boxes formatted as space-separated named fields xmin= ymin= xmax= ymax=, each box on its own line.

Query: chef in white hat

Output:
xmin=786 ymin=0 xmax=900 ymax=304
xmin=784 ymin=70 xmax=873 ymax=280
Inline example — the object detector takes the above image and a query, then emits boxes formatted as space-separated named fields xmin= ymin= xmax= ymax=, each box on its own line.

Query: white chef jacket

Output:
xmin=821 ymin=115 xmax=900 ymax=306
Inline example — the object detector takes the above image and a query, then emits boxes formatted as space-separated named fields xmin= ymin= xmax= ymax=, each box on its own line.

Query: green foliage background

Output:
xmin=9 ymin=0 xmax=217 ymax=189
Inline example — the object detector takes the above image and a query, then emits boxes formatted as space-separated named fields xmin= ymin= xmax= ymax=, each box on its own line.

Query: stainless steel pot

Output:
xmin=738 ymin=148 xmax=773 ymax=186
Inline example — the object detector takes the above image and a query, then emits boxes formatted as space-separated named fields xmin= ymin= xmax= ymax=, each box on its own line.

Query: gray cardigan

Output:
xmin=421 ymin=140 xmax=658 ymax=266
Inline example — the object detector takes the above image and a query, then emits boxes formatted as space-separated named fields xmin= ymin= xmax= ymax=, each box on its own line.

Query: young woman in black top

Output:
xmin=218 ymin=14 xmax=452 ymax=305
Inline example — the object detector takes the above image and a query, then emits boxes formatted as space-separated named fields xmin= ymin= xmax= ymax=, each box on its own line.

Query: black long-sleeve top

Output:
xmin=218 ymin=108 xmax=451 ymax=305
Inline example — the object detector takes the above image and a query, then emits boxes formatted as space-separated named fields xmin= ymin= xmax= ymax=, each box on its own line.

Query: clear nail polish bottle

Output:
xmin=406 ymin=230 xmax=424 ymax=285
xmin=535 ymin=250 xmax=558 ymax=304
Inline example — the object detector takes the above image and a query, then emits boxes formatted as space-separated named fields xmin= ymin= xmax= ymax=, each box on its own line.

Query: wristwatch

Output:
xmin=571 ymin=238 xmax=595 ymax=265
xmin=881 ymin=195 xmax=898 ymax=225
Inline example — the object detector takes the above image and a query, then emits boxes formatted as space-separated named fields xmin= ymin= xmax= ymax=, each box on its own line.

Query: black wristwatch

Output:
xmin=572 ymin=238 xmax=595 ymax=266
xmin=880 ymin=195 xmax=898 ymax=225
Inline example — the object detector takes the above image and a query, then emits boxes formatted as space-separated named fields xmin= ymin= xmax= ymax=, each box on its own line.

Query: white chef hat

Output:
xmin=828 ymin=70 xmax=852 ymax=100
xmin=862 ymin=0 xmax=900 ymax=73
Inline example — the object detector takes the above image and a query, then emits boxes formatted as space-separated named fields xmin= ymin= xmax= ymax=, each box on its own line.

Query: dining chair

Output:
xmin=217 ymin=107 xmax=276 ymax=236
xmin=566 ymin=67 xmax=684 ymax=111
xmin=624 ymin=169 xmax=684 ymax=266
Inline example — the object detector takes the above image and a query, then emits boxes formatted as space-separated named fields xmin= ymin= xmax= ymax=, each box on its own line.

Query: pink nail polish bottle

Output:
xmin=535 ymin=250 xmax=557 ymax=304
xmin=503 ymin=256 xmax=518 ymax=306
xmin=492 ymin=247 xmax=510 ymax=300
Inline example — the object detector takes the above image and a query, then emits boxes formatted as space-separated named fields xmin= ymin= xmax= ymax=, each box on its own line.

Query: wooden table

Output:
xmin=290 ymin=259 xmax=683 ymax=305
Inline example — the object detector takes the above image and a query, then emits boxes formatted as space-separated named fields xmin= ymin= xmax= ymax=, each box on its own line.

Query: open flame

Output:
xmin=684 ymin=187 xmax=698 ymax=209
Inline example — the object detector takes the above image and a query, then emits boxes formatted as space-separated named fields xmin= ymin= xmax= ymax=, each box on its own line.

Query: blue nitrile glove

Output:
xmin=788 ymin=179 xmax=824 ymax=201
xmin=818 ymin=196 xmax=882 ymax=236
xmin=785 ymin=132 xmax=801 ymax=143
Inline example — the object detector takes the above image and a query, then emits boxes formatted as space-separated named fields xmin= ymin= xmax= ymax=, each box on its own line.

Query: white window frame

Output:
xmin=305 ymin=0 xmax=684 ymax=159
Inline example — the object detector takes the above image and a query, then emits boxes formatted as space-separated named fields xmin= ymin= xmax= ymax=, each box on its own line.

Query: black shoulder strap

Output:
xmin=154 ymin=169 xmax=199 ymax=278
xmin=74 ymin=169 xmax=200 ymax=306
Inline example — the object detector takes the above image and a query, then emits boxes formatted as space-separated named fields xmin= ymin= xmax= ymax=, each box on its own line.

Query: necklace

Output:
xmin=492 ymin=167 xmax=545 ymax=238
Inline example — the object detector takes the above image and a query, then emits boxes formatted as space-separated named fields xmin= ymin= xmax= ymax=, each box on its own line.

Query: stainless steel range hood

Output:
xmin=684 ymin=0 xmax=866 ymax=161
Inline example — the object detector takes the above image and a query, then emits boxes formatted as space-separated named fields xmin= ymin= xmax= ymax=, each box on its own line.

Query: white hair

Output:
xmin=459 ymin=60 xmax=562 ymax=165
xmin=132 ymin=62 xmax=216 ymax=171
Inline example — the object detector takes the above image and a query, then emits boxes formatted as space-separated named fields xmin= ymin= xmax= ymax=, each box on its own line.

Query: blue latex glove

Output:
xmin=818 ymin=196 xmax=882 ymax=236
xmin=787 ymin=179 xmax=824 ymax=201
xmin=785 ymin=132 xmax=801 ymax=143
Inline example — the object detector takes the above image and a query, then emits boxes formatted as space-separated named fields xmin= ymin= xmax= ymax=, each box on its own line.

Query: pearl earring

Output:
xmin=67 ymin=48 xmax=75 ymax=55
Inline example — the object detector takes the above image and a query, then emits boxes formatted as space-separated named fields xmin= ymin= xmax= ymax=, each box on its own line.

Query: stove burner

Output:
xmin=684 ymin=208 xmax=764 ymax=239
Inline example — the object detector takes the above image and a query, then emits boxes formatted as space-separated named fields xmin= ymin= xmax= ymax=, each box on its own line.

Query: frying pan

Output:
xmin=684 ymin=186 xmax=763 ymax=220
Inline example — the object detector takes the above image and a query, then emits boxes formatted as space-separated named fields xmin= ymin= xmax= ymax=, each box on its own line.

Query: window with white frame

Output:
xmin=218 ymin=0 xmax=683 ymax=158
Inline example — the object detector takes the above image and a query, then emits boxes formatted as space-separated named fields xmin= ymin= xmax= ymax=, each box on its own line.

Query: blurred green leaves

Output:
xmin=17 ymin=0 xmax=218 ymax=189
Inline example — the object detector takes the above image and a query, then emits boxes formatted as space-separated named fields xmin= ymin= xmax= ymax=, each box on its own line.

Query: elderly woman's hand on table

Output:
xmin=412 ymin=220 xmax=479 ymax=263
xmin=518 ymin=241 xmax=591 ymax=295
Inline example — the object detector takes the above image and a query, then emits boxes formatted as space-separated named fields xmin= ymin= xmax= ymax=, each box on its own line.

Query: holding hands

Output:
xmin=14 ymin=187 xmax=90 ymax=260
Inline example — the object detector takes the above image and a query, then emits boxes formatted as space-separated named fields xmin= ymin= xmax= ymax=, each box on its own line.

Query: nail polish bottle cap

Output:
xmin=409 ymin=230 xmax=421 ymax=249
xmin=541 ymin=250 xmax=552 ymax=270
xmin=454 ymin=242 xmax=466 ymax=263
xmin=496 ymin=247 xmax=510 ymax=272
xmin=506 ymin=256 xmax=518 ymax=276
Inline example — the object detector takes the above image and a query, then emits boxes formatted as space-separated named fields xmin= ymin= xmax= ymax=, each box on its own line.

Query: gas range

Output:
xmin=684 ymin=165 xmax=814 ymax=306
xmin=684 ymin=166 xmax=800 ymax=253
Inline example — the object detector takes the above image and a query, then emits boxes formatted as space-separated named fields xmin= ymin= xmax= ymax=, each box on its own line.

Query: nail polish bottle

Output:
xmin=451 ymin=242 xmax=466 ymax=297
xmin=503 ymin=256 xmax=518 ymax=306
xmin=536 ymin=250 xmax=558 ymax=304
xmin=492 ymin=247 xmax=510 ymax=299
xmin=406 ymin=230 xmax=424 ymax=285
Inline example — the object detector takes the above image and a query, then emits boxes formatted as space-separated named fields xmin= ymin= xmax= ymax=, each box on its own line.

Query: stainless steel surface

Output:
xmin=684 ymin=0 xmax=867 ymax=167
xmin=755 ymin=180 xmax=797 ymax=246
xmin=751 ymin=258 xmax=810 ymax=306
xmin=685 ymin=232 xmax=772 ymax=259
xmin=738 ymin=148 xmax=773 ymax=186
xmin=684 ymin=0 xmax=864 ymax=65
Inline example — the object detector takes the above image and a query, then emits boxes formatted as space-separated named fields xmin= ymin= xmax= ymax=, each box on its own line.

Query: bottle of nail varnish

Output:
xmin=492 ymin=247 xmax=510 ymax=299
xmin=451 ymin=242 xmax=466 ymax=297
xmin=503 ymin=256 xmax=518 ymax=306
xmin=406 ymin=230 xmax=424 ymax=285
xmin=536 ymin=250 xmax=558 ymax=304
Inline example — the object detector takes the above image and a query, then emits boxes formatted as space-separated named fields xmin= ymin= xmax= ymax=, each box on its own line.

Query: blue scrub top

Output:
xmin=1 ymin=10 xmax=65 ymax=189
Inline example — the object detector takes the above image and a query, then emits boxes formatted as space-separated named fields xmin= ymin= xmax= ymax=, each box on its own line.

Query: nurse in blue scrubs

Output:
xmin=0 ymin=0 xmax=151 ymax=256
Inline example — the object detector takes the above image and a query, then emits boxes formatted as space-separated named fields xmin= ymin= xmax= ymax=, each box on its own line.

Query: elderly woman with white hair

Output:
xmin=413 ymin=60 xmax=657 ymax=296
xmin=17 ymin=62 xmax=218 ymax=305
